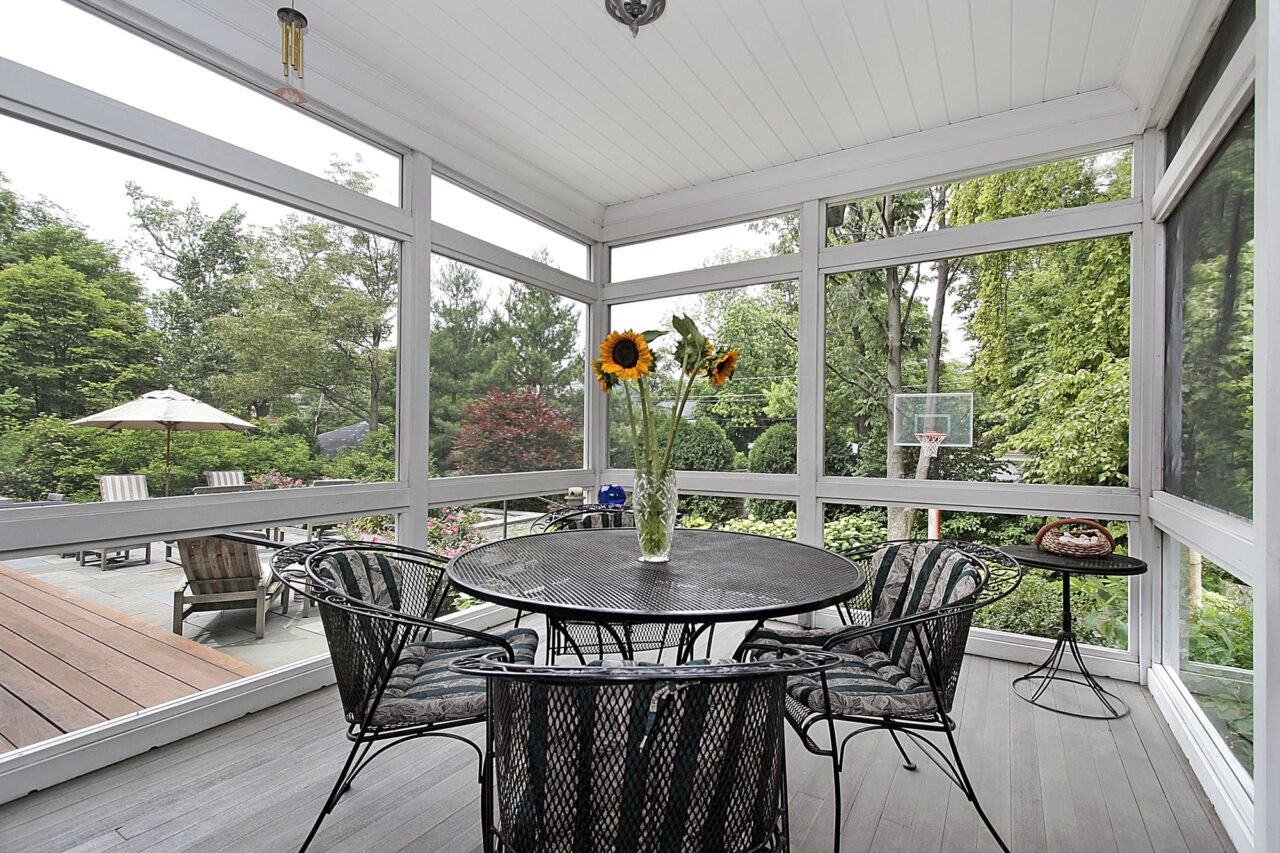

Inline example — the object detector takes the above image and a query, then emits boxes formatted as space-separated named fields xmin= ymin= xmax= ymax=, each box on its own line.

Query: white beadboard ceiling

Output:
xmin=113 ymin=0 xmax=1214 ymax=231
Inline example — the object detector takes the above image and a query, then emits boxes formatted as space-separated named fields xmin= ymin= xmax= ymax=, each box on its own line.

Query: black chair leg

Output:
xmin=300 ymin=734 xmax=366 ymax=852
xmin=889 ymin=728 xmax=917 ymax=771
xmin=941 ymin=720 xmax=1010 ymax=853
xmin=825 ymin=716 xmax=843 ymax=853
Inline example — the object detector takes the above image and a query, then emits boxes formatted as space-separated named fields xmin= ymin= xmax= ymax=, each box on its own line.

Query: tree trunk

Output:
xmin=367 ymin=362 xmax=381 ymax=433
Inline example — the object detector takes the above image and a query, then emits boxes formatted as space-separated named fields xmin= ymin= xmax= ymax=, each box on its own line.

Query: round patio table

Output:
xmin=1004 ymin=544 xmax=1148 ymax=719
xmin=447 ymin=527 xmax=864 ymax=662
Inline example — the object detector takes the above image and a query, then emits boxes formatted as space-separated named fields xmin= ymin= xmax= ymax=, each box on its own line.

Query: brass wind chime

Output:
xmin=275 ymin=4 xmax=308 ymax=105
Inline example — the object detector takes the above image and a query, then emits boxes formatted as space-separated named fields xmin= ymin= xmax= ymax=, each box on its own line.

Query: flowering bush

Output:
xmin=452 ymin=388 xmax=580 ymax=475
xmin=427 ymin=507 xmax=486 ymax=557
xmin=251 ymin=468 xmax=305 ymax=490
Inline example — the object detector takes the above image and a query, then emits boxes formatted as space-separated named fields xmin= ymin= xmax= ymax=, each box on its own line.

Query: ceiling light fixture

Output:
xmin=605 ymin=0 xmax=665 ymax=38
xmin=276 ymin=3 xmax=308 ymax=105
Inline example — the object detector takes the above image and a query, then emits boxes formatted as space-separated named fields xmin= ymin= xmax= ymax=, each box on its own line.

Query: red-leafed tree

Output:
xmin=452 ymin=387 xmax=580 ymax=475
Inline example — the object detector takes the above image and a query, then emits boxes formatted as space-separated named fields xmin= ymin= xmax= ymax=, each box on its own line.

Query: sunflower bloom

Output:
xmin=709 ymin=350 xmax=739 ymax=386
xmin=599 ymin=330 xmax=653 ymax=381
xmin=592 ymin=359 xmax=618 ymax=393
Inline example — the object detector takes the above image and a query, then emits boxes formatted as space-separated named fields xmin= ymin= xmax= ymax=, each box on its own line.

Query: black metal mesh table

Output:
xmin=1003 ymin=544 xmax=1148 ymax=719
xmin=447 ymin=528 xmax=864 ymax=660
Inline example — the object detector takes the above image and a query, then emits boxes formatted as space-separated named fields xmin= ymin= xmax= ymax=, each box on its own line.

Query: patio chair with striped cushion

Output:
xmin=204 ymin=470 xmax=247 ymax=487
xmin=453 ymin=645 xmax=840 ymax=853
xmin=79 ymin=475 xmax=152 ymax=569
xmin=273 ymin=541 xmax=540 ymax=853
xmin=743 ymin=539 xmax=1023 ymax=853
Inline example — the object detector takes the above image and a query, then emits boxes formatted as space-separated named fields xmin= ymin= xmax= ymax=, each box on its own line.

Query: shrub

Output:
xmin=746 ymin=423 xmax=796 ymax=520
xmin=452 ymin=387 xmax=579 ymax=475
xmin=748 ymin=423 xmax=797 ymax=473
xmin=325 ymin=426 xmax=396 ymax=482
xmin=973 ymin=568 xmax=1126 ymax=648
xmin=670 ymin=417 xmax=735 ymax=471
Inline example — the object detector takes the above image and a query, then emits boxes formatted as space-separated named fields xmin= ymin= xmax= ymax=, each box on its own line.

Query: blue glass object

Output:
xmin=598 ymin=484 xmax=626 ymax=506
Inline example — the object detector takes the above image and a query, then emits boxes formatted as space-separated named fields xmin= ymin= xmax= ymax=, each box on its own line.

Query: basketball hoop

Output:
xmin=915 ymin=429 xmax=948 ymax=459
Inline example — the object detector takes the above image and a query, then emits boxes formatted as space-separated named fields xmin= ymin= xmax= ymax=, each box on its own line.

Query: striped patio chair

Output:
xmin=453 ymin=646 xmax=840 ymax=853
xmin=79 ymin=475 xmax=153 ymax=569
xmin=744 ymin=539 xmax=1023 ymax=853
xmin=273 ymin=541 xmax=540 ymax=853
xmin=204 ymin=470 xmax=247 ymax=487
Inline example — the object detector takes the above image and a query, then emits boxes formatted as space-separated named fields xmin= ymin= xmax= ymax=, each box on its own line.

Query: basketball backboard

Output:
xmin=892 ymin=392 xmax=974 ymax=447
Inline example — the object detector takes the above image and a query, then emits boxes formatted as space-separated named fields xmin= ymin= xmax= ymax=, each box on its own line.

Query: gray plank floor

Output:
xmin=0 ymin=619 xmax=1234 ymax=852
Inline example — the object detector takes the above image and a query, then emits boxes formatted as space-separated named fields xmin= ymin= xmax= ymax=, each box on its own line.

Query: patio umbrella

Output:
xmin=71 ymin=386 xmax=254 ymax=496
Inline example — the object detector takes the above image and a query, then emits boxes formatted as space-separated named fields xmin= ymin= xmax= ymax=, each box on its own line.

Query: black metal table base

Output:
xmin=1011 ymin=629 xmax=1129 ymax=719
xmin=1011 ymin=571 xmax=1128 ymax=719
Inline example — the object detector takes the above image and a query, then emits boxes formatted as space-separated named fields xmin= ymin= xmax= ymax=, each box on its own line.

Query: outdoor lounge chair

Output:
xmin=452 ymin=645 xmax=839 ymax=852
xmin=743 ymin=539 xmax=1023 ymax=853
xmin=79 ymin=474 xmax=153 ymax=569
xmin=172 ymin=534 xmax=289 ymax=639
xmin=274 ymin=541 xmax=539 ymax=853
xmin=204 ymin=469 xmax=247 ymax=487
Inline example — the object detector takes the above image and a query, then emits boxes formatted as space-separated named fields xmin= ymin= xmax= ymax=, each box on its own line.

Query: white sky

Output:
xmin=0 ymin=0 xmax=975 ymax=366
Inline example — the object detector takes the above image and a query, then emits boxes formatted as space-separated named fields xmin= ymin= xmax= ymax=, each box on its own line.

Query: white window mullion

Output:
xmin=397 ymin=151 xmax=433 ymax=551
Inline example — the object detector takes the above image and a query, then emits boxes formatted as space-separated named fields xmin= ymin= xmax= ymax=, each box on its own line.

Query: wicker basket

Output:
xmin=1034 ymin=518 xmax=1115 ymax=558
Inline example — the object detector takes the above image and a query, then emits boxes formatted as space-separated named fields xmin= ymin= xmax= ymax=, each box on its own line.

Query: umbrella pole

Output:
xmin=164 ymin=426 xmax=173 ymax=497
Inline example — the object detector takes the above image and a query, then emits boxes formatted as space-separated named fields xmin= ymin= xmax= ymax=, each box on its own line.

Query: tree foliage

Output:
xmin=452 ymin=387 xmax=579 ymax=475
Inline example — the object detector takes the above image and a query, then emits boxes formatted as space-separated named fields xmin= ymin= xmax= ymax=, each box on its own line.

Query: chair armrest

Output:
xmin=819 ymin=604 xmax=965 ymax=651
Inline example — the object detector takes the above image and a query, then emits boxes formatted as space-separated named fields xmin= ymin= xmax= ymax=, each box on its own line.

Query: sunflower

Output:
xmin=599 ymin=330 xmax=653 ymax=381
xmin=685 ymin=339 xmax=714 ymax=376
xmin=592 ymin=358 xmax=618 ymax=393
xmin=709 ymin=350 xmax=739 ymax=386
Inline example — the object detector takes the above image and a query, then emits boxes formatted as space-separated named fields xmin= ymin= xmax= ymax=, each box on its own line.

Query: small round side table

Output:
xmin=1003 ymin=544 xmax=1147 ymax=720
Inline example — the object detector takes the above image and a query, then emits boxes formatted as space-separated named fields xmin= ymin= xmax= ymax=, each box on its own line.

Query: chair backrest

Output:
xmin=532 ymin=504 xmax=634 ymax=533
xmin=456 ymin=650 xmax=836 ymax=853
xmin=204 ymin=470 xmax=246 ymax=487
xmin=176 ymin=536 xmax=264 ymax=595
xmin=840 ymin=540 xmax=1020 ymax=712
xmin=98 ymin=474 xmax=149 ymax=502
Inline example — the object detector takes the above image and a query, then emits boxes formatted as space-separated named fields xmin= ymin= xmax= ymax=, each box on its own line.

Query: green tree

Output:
xmin=0 ymin=179 xmax=156 ymax=420
xmin=127 ymin=182 xmax=254 ymax=404
xmin=428 ymin=259 xmax=498 ymax=468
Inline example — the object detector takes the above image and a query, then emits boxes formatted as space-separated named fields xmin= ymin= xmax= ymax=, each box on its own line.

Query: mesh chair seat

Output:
xmin=787 ymin=648 xmax=937 ymax=718
xmin=371 ymin=628 xmax=539 ymax=728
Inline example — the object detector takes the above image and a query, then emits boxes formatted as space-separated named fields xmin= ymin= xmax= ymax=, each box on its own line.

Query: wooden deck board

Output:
xmin=0 ymin=617 xmax=1233 ymax=853
xmin=0 ymin=563 xmax=259 ymax=753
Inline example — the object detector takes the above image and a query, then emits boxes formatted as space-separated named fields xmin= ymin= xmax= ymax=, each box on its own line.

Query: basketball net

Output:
xmin=915 ymin=429 xmax=947 ymax=459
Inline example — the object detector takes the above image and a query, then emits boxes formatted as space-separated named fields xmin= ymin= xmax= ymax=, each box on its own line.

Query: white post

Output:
xmin=796 ymin=200 xmax=823 ymax=550
xmin=1253 ymin=4 xmax=1278 ymax=849
xmin=397 ymin=151 xmax=432 ymax=550
xmin=589 ymin=240 xmax=611 ymax=499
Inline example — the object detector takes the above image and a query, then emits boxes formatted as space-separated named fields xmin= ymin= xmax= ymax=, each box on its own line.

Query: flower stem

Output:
xmin=623 ymin=381 xmax=641 ymax=468
xmin=660 ymin=370 xmax=694 ymax=476
xmin=636 ymin=378 xmax=656 ymax=476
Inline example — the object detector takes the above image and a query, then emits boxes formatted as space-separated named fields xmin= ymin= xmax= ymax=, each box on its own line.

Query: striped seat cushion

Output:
xmin=369 ymin=628 xmax=539 ymax=728
xmin=787 ymin=648 xmax=937 ymax=718
xmin=315 ymin=549 xmax=404 ymax=609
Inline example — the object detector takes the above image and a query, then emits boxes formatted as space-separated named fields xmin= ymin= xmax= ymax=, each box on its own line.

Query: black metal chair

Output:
xmin=527 ymin=505 xmax=703 ymax=664
xmin=744 ymin=539 xmax=1022 ymax=853
xmin=453 ymin=645 xmax=840 ymax=853
xmin=274 ymin=540 xmax=540 ymax=853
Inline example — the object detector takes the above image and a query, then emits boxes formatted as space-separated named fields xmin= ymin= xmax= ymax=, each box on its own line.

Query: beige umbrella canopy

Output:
xmin=71 ymin=386 xmax=254 ymax=495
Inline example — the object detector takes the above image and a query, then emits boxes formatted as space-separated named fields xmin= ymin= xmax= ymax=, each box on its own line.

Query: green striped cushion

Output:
xmin=368 ymin=628 xmax=539 ymax=727
xmin=316 ymin=550 xmax=403 ymax=609
xmin=787 ymin=648 xmax=936 ymax=717
xmin=862 ymin=543 xmax=981 ymax=681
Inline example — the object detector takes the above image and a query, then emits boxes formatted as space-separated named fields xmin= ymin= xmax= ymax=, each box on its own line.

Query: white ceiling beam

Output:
xmin=88 ymin=0 xmax=606 ymax=240
xmin=1116 ymin=0 xmax=1221 ymax=131
xmin=601 ymin=88 xmax=1142 ymax=244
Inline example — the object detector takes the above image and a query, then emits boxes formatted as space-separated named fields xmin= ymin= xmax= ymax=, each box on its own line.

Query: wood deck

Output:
xmin=0 ymin=563 xmax=259 ymax=752
xmin=0 ymin=618 xmax=1233 ymax=852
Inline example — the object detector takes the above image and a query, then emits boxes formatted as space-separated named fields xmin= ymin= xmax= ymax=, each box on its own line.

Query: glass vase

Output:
xmin=632 ymin=467 xmax=678 ymax=563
